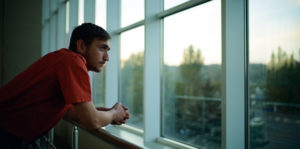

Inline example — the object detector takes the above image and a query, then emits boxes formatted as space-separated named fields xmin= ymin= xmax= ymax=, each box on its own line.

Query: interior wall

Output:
xmin=54 ymin=120 xmax=117 ymax=149
xmin=1 ymin=0 xmax=42 ymax=85
xmin=0 ymin=0 xmax=4 ymax=86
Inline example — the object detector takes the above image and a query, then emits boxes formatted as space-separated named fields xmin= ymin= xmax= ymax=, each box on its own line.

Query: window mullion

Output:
xmin=222 ymin=0 xmax=246 ymax=149
xmin=57 ymin=4 xmax=66 ymax=49
xmin=106 ymin=0 xmax=121 ymax=107
xmin=49 ymin=14 xmax=57 ymax=52
xmin=69 ymin=0 xmax=79 ymax=38
xmin=84 ymin=0 xmax=95 ymax=23
xmin=144 ymin=0 xmax=163 ymax=142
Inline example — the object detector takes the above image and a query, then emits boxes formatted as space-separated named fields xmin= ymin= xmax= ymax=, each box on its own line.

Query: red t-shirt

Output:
xmin=0 ymin=49 xmax=91 ymax=142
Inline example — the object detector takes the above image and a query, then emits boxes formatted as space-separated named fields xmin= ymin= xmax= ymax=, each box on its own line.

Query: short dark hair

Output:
xmin=69 ymin=23 xmax=111 ymax=52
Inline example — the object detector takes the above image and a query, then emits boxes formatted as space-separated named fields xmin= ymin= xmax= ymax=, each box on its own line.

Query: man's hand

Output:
xmin=110 ymin=103 xmax=130 ymax=125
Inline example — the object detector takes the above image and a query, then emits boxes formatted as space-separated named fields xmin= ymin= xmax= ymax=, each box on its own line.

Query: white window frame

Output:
xmin=57 ymin=1 xmax=67 ymax=49
xmin=221 ymin=0 xmax=246 ymax=149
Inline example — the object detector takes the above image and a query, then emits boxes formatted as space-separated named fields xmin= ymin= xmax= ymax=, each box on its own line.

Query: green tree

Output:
xmin=163 ymin=45 xmax=222 ymax=148
xmin=266 ymin=47 xmax=300 ymax=105
xmin=121 ymin=51 xmax=144 ymax=125
xmin=175 ymin=45 xmax=205 ymax=136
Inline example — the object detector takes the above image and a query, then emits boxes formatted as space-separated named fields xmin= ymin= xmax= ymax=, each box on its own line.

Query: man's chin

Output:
xmin=94 ymin=68 xmax=101 ymax=72
xmin=88 ymin=67 xmax=101 ymax=72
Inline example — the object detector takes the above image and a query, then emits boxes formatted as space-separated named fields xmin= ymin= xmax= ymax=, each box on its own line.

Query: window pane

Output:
xmin=162 ymin=0 xmax=221 ymax=148
xmin=120 ymin=26 xmax=144 ymax=129
xmin=164 ymin=0 xmax=189 ymax=10
xmin=93 ymin=0 xmax=107 ymax=108
xmin=78 ymin=0 xmax=84 ymax=24
xmin=248 ymin=0 xmax=300 ymax=149
xmin=93 ymin=70 xmax=106 ymax=107
xmin=121 ymin=0 xmax=144 ymax=27
xmin=95 ymin=0 xmax=106 ymax=29
xmin=65 ymin=1 xmax=69 ymax=47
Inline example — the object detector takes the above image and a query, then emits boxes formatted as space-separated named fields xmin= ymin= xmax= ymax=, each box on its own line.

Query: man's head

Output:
xmin=69 ymin=23 xmax=111 ymax=72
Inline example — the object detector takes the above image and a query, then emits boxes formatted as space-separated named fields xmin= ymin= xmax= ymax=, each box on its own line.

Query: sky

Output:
xmin=118 ymin=0 xmax=221 ymax=66
xmin=249 ymin=0 xmax=300 ymax=64
xmin=82 ymin=0 xmax=300 ymax=66
xmin=164 ymin=0 xmax=221 ymax=66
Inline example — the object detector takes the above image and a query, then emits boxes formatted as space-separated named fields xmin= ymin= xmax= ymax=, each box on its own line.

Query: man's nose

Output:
xmin=104 ymin=52 xmax=109 ymax=61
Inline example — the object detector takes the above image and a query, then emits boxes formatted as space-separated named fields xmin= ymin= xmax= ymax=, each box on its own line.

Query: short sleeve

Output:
xmin=57 ymin=55 xmax=92 ymax=104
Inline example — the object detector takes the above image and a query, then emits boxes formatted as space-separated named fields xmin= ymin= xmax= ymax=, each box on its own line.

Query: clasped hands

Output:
xmin=96 ymin=102 xmax=130 ymax=125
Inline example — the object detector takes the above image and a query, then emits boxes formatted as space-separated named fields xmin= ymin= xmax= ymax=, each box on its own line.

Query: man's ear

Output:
xmin=76 ymin=40 xmax=87 ymax=55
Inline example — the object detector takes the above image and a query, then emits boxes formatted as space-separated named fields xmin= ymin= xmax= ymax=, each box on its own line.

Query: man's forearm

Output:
xmin=73 ymin=102 xmax=118 ymax=129
xmin=94 ymin=110 xmax=116 ymax=127
xmin=96 ymin=107 xmax=112 ymax=111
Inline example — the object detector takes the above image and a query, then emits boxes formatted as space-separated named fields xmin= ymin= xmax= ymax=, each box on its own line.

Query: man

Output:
xmin=0 ymin=23 xmax=129 ymax=148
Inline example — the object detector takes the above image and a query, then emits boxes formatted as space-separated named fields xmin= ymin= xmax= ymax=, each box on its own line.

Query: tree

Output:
xmin=266 ymin=47 xmax=300 ymax=105
xmin=121 ymin=51 xmax=144 ymax=127
xmin=175 ymin=45 xmax=207 ymax=135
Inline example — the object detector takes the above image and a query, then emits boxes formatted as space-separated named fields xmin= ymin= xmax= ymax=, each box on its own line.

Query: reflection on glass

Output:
xmin=249 ymin=0 xmax=300 ymax=149
xmin=93 ymin=69 xmax=105 ymax=107
xmin=164 ymin=0 xmax=189 ymax=10
xmin=163 ymin=0 xmax=221 ymax=148
xmin=121 ymin=0 xmax=144 ymax=27
xmin=120 ymin=26 xmax=144 ymax=129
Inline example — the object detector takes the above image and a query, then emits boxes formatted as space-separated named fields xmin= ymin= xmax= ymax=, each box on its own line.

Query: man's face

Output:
xmin=84 ymin=39 xmax=110 ymax=72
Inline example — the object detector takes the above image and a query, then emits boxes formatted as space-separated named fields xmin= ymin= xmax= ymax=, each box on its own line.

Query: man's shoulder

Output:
xmin=48 ymin=49 xmax=87 ymax=65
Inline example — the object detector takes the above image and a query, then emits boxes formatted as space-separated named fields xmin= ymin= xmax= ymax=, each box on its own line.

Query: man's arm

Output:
xmin=96 ymin=107 xmax=112 ymax=111
xmin=71 ymin=101 xmax=127 ymax=130
xmin=64 ymin=108 xmax=79 ymax=122
xmin=96 ymin=104 xmax=129 ymax=112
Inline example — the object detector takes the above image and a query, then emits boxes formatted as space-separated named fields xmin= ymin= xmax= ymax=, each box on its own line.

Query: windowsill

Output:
xmin=64 ymin=119 xmax=142 ymax=149
xmin=64 ymin=119 xmax=199 ymax=149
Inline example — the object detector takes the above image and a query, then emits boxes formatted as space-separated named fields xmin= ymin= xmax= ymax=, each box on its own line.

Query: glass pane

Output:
xmin=95 ymin=0 xmax=106 ymax=29
xmin=248 ymin=0 xmax=300 ymax=149
xmin=65 ymin=1 xmax=70 ymax=47
xmin=78 ymin=0 xmax=84 ymax=24
xmin=120 ymin=26 xmax=144 ymax=129
xmin=93 ymin=69 xmax=106 ymax=107
xmin=162 ymin=0 xmax=221 ymax=148
xmin=93 ymin=0 xmax=106 ymax=108
xmin=164 ymin=0 xmax=189 ymax=10
xmin=121 ymin=0 xmax=144 ymax=27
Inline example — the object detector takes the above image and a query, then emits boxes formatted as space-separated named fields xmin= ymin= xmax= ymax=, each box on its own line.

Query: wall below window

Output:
xmin=0 ymin=0 xmax=42 ymax=86
xmin=54 ymin=120 xmax=117 ymax=149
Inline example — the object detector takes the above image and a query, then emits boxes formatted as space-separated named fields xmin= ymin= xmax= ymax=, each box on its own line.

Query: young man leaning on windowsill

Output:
xmin=0 ymin=23 xmax=130 ymax=148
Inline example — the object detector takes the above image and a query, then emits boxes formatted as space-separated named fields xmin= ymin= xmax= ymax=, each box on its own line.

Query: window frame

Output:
xmin=221 ymin=0 xmax=247 ymax=149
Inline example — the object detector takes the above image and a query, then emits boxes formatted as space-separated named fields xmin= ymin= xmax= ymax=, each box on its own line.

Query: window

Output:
xmin=120 ymin=26 xmax=145 ymax=129
xmin=95 ymin=0 xmax=106 ymax=28
xmin=78 ymin=0 xmax=84 ymax=24
xmin=121 ymin=0 xmax=144 ymax=27
xmin=93 ymin=71 xmax=106 ymax=107
xmin=41 ymin=0 xmax=300 ymax=148
xmin=248 ymin=0 xmax=300 ymax=148
xmin=162 ymin=0 xmax=221 ymax=148
xmin=164 ymin=0 xmax=189 ymax=10
xmin=93 ymin=0 xmax=107 ymax=108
